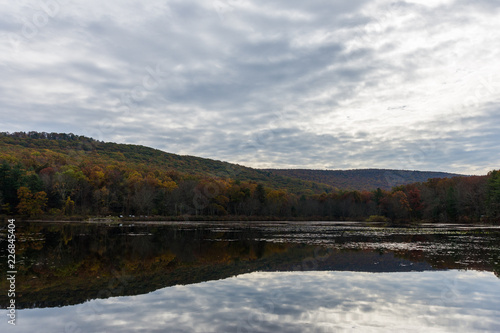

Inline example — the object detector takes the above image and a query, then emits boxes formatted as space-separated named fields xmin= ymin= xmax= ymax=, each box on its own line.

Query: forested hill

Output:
xmin=0 ymin=132 xmax=460 ymax=194
xmin=1 ymin=132 xmax=499 ymax=223
xmin=0 ymin=132 xmax=332 ymax=195
xmin=263 ymin=169 xmax=463 ymax=191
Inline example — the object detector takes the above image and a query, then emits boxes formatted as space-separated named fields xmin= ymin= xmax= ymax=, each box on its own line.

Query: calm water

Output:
xmin=1 ymin=221 xmax=500 ymax=332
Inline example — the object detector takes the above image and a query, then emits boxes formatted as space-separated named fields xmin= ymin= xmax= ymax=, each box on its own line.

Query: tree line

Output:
xmin=0 ymin=131 xmax=499 ymax=222
xmin=1 ymin=160 xmax=499 ymax=223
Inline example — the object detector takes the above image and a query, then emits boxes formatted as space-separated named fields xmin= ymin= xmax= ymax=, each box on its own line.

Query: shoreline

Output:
xmin=1 ymin=217 xmax=499 ymax=228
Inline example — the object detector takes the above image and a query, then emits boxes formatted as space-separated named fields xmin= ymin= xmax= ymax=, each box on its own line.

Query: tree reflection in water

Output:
xmin=0 ymin=221 xmax=499 ymax=310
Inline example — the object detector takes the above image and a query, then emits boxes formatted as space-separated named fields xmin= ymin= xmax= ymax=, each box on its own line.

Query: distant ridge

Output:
xmin=262 ymin=168 xmax=463 ymax=191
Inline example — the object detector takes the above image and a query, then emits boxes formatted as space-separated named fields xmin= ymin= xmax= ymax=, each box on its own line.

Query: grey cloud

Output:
xmin=455 ymin=0 xmax=500 ymax=11
xmin=254 ymin=0 xmax=371 ymax=17
xmin=1 ymin=0 xmax=499 ymax=174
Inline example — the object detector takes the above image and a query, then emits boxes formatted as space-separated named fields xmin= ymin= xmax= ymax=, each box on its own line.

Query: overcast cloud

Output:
xmin=1 ymin=0 xmax=499 ymax=174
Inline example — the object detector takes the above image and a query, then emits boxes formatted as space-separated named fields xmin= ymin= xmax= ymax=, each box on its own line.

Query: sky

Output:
xmin=1 ymin=0 xmax=499 ymax=175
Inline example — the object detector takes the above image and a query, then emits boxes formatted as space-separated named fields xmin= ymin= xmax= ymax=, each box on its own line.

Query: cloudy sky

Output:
xmin=1 ymin=0 xmax=499 ymax=174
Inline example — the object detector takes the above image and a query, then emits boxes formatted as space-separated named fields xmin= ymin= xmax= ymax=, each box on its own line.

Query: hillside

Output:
xmin=0 ymin=132 xmax=332 ymax=195
xmin=263 ymin=169 xmax=463 ymax=191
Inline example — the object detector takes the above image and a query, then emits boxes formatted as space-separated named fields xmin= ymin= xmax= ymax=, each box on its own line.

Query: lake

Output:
xmin=1 ymin=221 xmax=500 ymax=332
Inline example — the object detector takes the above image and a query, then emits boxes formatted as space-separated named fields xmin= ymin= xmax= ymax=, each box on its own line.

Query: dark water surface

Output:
xmin=1 ymin=221 xmax=499 ymax=332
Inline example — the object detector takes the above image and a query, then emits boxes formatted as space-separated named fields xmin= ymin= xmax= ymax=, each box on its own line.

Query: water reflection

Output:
xmin=0 ymin=221 xmax=499 ymax=311
xmin=3 ymin=270 xmax=499 ymax=333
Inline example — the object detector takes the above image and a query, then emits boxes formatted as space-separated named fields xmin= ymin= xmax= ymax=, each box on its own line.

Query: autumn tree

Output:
xmin=63 ymin=196 xmax=75 ymax=215
xmin=54 ymin=166 xmax=86 ymax=201
xmin=389 ymin=190 xmax=411 ymax=220
xmin=16 ymin=186 xmax=48 ymax=217
xmin=406 ymin=185 xmax=423 ymax=220
xmin=446 ymin=187 xmax=458 ymax=221
xmin=266 ymin=189 xmax=291 ymax=216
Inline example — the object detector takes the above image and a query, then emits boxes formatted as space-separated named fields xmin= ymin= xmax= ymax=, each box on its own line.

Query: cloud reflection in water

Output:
xmin=7 ymin=270 xmax=500 ymax=333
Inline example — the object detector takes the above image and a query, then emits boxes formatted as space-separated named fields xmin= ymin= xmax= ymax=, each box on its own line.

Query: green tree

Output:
xmin=0 ymin=163 xmax=22 ymax=208
xmin=255 ymin=184 xmax=266 ymax=203
xmin=23 ymin=173 xmax=44 ymax=192
xmin=373 ymin=188 xmax=384 ymax=206
xmin=486 ymin=170 xmax=500 ymax=219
